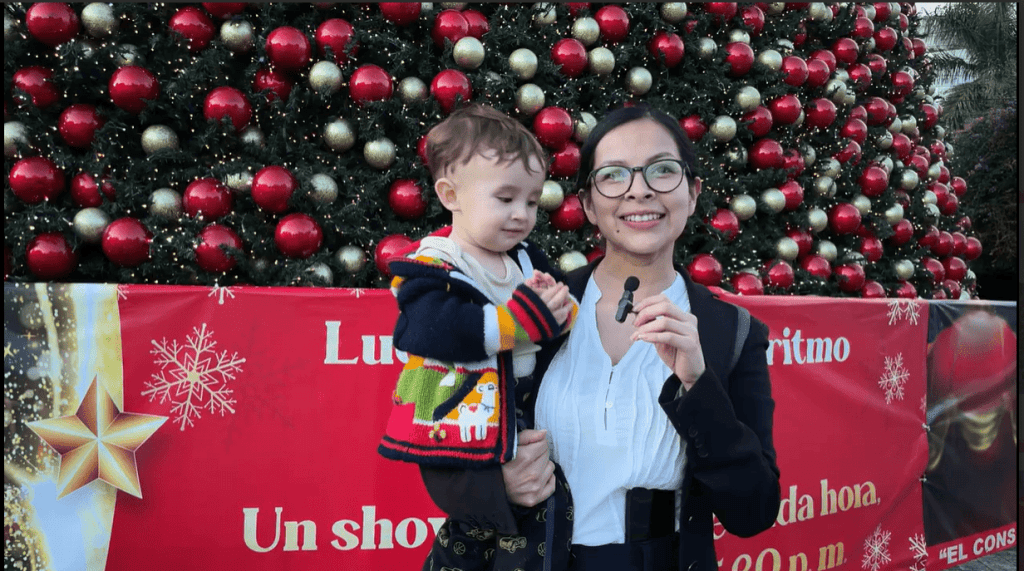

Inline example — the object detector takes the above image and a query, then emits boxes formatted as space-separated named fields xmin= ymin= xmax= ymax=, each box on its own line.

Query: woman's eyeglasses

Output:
xmin=587 ymin=158 xmax=691 ymax=198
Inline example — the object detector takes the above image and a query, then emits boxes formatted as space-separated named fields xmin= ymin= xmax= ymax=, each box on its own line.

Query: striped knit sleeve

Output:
xmin=482 ymin=284 xmax=562 ymax=355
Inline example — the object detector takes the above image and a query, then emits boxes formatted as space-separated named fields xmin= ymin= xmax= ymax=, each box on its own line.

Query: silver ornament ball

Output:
xmin=816 ymin=240 xmax=837 ymax=262
xmin=4 ymin=121 xmax=30 ymax=158
xmin=325 ymin=118 xmax=355 ymax=152
xmin=226 ymin=172 xmax=253 ymax=194
xmin=776 ymin=237 xmax=800 ymax=261
xmin=926 ymin=162 xmax=943 ymax=182
xmin=575 ymin=112 xmax=597 ymax=143
xmin=885 ymin=203 xmax=904 ymax=225
xmin=398 ymin=77 xmax=428 ymax=103
xmin=240 ymin=126 xmax=265 ymax=148
xmin=364 ymin=138 xmax=396 ymax=169
xmin=113 ymin=44 xmax=141 ymax=67
xmin=807 ymin=207 xmax=828 ymax=233
xmin=801 ymin=144 xmax=817 ymax=167
xmin=775 ymin=38 xmax=795 ymax=54
xmin=588 ymin=47 xmax=615 ymax=75
xmin=698 ymin=38 xmax=718 ymax=60
xmin=141 ymin=124 xmax=179 ymax=155
xmin=900 ymin=169 xmax=919 ymax=190
xmin=728 ymin=29 xmax=751 ymax=45
xmin=516 ymin=84 xmax=545 ymax=115
xmin=760 ymin=188 xmax=786 ymax=214
xmin=309 ymin=173 xmax=338 ymax=205
xmin=876 ymin=131 xmax=893 ymax=150
xmin=921 ymin=190 xmax=937 ymax=205
xmin=221 ymin=20 xmax=254 ymax=53
xmin=894 ymin=259 xmax=915 ymax=280
xmin=626 ymin=67 xmax=653 ymax=96
xmin=819 ymin=158 xmax=841 ymax=178
xmin=851 ymin=194 xmax=872 ymax=215
xmin=572 ymin=17 xmax=600 ymax=46
xmin=765 ymin=3 xmax=786 ymax=15
xmin=808 ymin=2 xmax=833 ymax=22
xmin=735 ymin=86 xmax=761 ymax=112
xmin=757 ymin=49 xmax=783 ymax=72
xmin=306 ymin=263 xmax=334 ymax=287
xmin=533 ymin=3 xmax=557 ymax=26
xmin=813 ymin=175 xmax=836 ymax=197
xmin=730 ymin=194 xmax=757 ymax=221
xmin=558 ymin=251 xmax=588 ymax=273
xmin=73 ymin=207 xmax=112 ymax=243
xmin=539 ymin=180 xmax=565 ymax=211
xmin=150 ymin=188 xmax=183 ymax=220
xmin=660 ymin=3 xmax=688 ymax=23
xmin=901 ymin=115 xmax=917 ymax=133
xmin=509 ymin=48 xmax=538 ymax=80
xmin=710 ymin=116 xmax=737 ymax=143
xmin=336 ymin=246 xmax=366 ymax=273
xmin=309 ymin=61 xmax=343 ymax=94
xmin=887 ymin=117 xmax=902 ymax=134
xmin=82 ymin=3 xmax=117 ymax=38
xmin=453 ymin=36 xmax=485 ymax=69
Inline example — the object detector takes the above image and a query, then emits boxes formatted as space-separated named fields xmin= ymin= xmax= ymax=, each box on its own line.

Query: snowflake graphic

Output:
xmin=886 ymin=299 xmax=921 ymax=326
xmin=862 ymin=525 xmax=892 ymax=571
xmin=878 ymin=353 xmax=909 ymax=404
xmin=117 ymin=284 xmax=129 ymax=300
xmin=142 ymin=323 xmax=245 ymax=430
xmin=348 ymin=288 xmax=368 ymax=298
xmin=208 ymin=285 xmax=237 ymax=305
xmin=909 ymin=533 xmax=928 ymax=571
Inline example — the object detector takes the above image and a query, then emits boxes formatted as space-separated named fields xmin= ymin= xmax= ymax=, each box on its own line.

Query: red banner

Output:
xmin=4 ymin=283 xmax=1016 ymax=571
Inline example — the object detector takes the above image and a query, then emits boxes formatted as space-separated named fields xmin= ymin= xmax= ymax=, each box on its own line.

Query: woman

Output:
xmin=421 ymin=104 xmax=780 ymax=571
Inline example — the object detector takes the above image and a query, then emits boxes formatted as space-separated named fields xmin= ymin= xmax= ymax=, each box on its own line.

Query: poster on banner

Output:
xmin=921 ymin=302 xmax=1017 ymax=570
xmin=713 ymin=295 xmax=930 ymax=571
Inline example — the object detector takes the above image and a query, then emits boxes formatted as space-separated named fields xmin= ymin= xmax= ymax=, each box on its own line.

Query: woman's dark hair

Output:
xmin=575 ymin=103 xmax=698 ymax=193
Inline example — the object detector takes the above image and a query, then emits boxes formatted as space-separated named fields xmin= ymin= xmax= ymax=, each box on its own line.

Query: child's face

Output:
xmin=438 ymin=149 xmax=545 ymax=260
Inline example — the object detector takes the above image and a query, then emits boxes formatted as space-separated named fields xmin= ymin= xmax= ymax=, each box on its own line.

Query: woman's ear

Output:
xmin=580 ymin=190 xmax=598 ymax=225
xmin=434 ymin=178 xmax=459 ymax=212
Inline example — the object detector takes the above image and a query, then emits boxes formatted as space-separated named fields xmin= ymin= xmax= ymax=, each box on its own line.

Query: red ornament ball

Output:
xmin=266 ymin=26 xmax=312 ymax=72
xmin=932 ymin=231 xmax=954 ymax=257
xmin=567 ymin=3 xmax=590 ymax=17
xmin=833 ymin=140 xmax=861 ymax=165
xmin=861 ymin=280 xmax=886 ymax=298
xmin=462 ymin=10 xmax=489 ymax=39
xmin=763 ymin=260 xmax=794 ymax=290
xmin=890 ymin=133 xmax=912 ymax=161
xmin=388 ymin=179 xmax=427 ymax=220
xmin=950 ymin=176 xmax=967 ymax=197
xmin=874 ymin=26 xmax=898 ymax=51
xmin=780 ymin=56 xmax=808 ymax=87
xmin=204 ymin=86 xmax=252 ymax=132
xmin=680 ymin=115 xmax=707 ymax=142
xmin=549 ymin=141 xmax=581 ymax=178
xmin=831 ymin=38 xmax=859 ymax=65
xmin=102 ymin=217 xmax=152 ymax=267
xmin=742 ymin=106 xmax=773 ymax=138
xmin=59 ymin=104 xmax=104 ymax=148
xmin=864 ymin=96 xmax=889 ymax=126
xmin=858 ymin=165 xmax=889 ymax=197
xmin=890 ymin=71 xmax=914 ymax=98
xmin=741 ymin=5 xmax=766 ymax=35
xmin=251 ymin=166 xmax=296 ymax=213
xmin=70 ymin=173 xmax=114 ymax=207
xmin=964 ymin=237 xmax=982 ymax=261
xmin=379 ymin=3 xmax=421 ymax=26
xmin=26 ymin=2 xmax=79 ymax=47
xmin=430 ymin=69 xmax=472 ymax=113
xmin=649 ymin=31 xmax=684 ymax=68
xmin=417 ymin=134 xmax=429 ymax=165
xmin=828 ymin=203 xmax=861 ymax=234
xmin=859 ymin=236 xmax=884 ymax=263
xmin=848 ymin=64 xmax=872 ymax=92
xmin=785 ymin=228 xmax=812 ymax=258
xmin=195 ymin=224 xmax=242 ymax=273
xmin=922 ymin=257 xmax=945 ymax=284
xmin=940 ymin=279 xmax=961 ymax=300
xmin=950 ymin=232 xmax=967 ymax=256
xmin=350 ymin=64 xmax=394 ymax=106
xmin=595 ymin=5 xmax=630 ymax=43
xmin=551 ymin=38 xmax=588 ymax=78
xmin=432 ymin=9 xmax=469 ymax=47
xmin=942 ymin=256 xmax=967 ymax=282
xmin=768 ymin=94 xmax=801 ymax=125
xmin=805 ymin=58 xmax=830 ymax=88
xmin=13 ymin=67 xmax=60 ymax=109
xmin=730 ymin=272 xmax=764 ymax=295
xmin=687 ymin=254 xmax=723 ymax=287
xmin=779 ymin=180 xmax=803 ymax=210
xmin=895 ymin=280 xmax=917 ymax=298
xmin=275 ymin=213 xmax=323 ymax=259
xmin=804 ymin=98 xmax=837 ymax=130
xmin=316 ymin=18 xmax=357 ymax=65
xmin=26 ymin=232 xmax=77 ymax=280
xmin=169 ymin=6 xmax=215 ymax=52
xmin=801 ymin=255 xmax=832 ymax=279
xmin=704 ymin=2 xmax=739 ymax=24
xmin=202 ymin=3 xmax=246 ymax=19
xmin=749 ymin=138 xmax=784 ymax=170
xmin=375 ymin=234 xmax=414 ymax=275
xmin=109 ymin=66 xmax=160 ymax=114
xmin=852 ymin=17 xmax=874 ymax=38
xmin=782 ymin=149 xmax=805 ymax=179
xmin=708 ymin=208 xmax=740 ymax=241
xmin=533 ymin=107 xmax=574 ymax=149
xmin=840 ymin=118 xmax=868 ymax=145
xmin=253 ymin=68 xmax=293 ymax=102
xmin=183 ymin=178 xmax=233 ymax=220
xmin=550 ymin=195 xmax=585 ymax=231
xmin=9 ymin=157 xmax=65 ymax=204
xmin=725 ymin=42 xmax=754 ymax=76
xmin=834 ymin=263 xmax=866 ymax=293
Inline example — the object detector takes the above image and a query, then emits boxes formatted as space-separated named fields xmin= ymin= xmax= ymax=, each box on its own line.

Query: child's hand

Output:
xmin=524 ymin=270 xmax=556 ymax=290
xmin=536 ymin=282 xmax=570 ymax=325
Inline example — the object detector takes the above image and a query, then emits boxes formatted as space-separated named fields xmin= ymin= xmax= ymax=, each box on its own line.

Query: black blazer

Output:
xmin=422 ymin=260 xmax=781 ymax=571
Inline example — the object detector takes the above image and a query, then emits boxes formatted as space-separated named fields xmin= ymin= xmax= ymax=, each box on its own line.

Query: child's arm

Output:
xmin=524 ymin=270 xmax=579 ymax=335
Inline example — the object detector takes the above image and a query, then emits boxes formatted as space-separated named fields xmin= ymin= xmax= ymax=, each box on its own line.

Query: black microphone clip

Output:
xmin=615 ymin=276 xmax=640 ymax=323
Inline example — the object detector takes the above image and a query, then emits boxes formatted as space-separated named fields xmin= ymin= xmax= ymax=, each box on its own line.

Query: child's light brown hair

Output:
xmin=425 ymin=103 xmax=549 ymax=179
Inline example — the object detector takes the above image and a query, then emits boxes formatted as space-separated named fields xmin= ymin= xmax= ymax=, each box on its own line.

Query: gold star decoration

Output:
xmin=4 ymin=342 xmax=13 ymax=358
xmin=27 ymin=377 xmax=167 ymax=499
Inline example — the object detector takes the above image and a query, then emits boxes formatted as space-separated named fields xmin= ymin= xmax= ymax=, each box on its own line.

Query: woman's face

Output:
xmin=582 ymin=118 xmax=700 ymax=261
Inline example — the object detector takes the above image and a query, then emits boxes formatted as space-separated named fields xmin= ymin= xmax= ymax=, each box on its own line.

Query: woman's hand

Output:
xmin=630 ymin=294 xmax=706 ymax=390
xmin=501 ymin=429 xmax=556 ymax=507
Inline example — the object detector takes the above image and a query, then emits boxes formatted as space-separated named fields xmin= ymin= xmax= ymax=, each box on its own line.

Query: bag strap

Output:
xmin=729 ymin=305 xmax=751 ymax=374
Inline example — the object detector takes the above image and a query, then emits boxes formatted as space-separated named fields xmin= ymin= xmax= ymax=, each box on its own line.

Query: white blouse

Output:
xmin=535 ymin=274 xmax=689 ymax=546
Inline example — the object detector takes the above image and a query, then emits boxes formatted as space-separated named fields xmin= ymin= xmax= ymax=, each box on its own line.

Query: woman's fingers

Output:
xmin=502 ymin=431 xmax=556 ymax=507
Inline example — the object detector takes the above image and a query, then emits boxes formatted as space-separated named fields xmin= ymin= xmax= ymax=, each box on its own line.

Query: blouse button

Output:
xmin=605 ymin=401 xmax=613 ymax=408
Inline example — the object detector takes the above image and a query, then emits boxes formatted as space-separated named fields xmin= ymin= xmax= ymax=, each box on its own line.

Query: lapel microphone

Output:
xmin=615 ymin=276 xmax=640 ymax=323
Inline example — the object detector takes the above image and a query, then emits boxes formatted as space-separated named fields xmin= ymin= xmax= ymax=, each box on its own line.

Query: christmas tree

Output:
xmin=4 ymin=2 xmax=981 ymax=298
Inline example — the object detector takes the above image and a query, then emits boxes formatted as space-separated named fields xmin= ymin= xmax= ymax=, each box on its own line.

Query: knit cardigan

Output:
xmin=378 ymin=240 xmax=578 ymax=468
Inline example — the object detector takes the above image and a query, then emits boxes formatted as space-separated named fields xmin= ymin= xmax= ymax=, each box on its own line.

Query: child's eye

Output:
xmin=497 ymin=197 xmax=513 ymax=203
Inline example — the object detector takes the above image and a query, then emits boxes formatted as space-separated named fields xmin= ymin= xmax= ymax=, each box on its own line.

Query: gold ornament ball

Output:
xmin=900 ymin=169 xmax=919 ymax=190
xmin=309 ymin=173 xmax=338 ymax=205
xmin=588 ymin=47 xmax=615 ymax=75
xmin=240 ymin=126 xmax=265 ymax=148
xmin=141 ymin=125 xmax=179 ymax=155
xmin=760 ymin=188 xmax=786 ymax=213
xmin=540 ymin=180 xmax=565 ymax=211
xmin=816 ymin=240 xmax=837 ymax=262
xmin=852 ymin=194 xmax=872 ymax=215
xmin=813 ymin=175 xmax=836 ymax=197
xmin=113 ymin=44 xmax=141 ymax=67
xmin=73 ymin=207 xmax=111 ymax=243
xmin=226 ymin=171 xmax=253 ymax=193
xmin=398 ymin=77 xmax=428 ymax=103
xmin=660 ymin=3 xmax=688 ymax=23
xmin=757 ymin=49 xmax=783 ymax=72
xmin=453 ymin=36 xmax=485 ymax=70
xmin=801 ymin=144 xmax=817 ymax=167
xmin=336 ymin=246 xmax=367 ymax=273
xmin=894 ymin=259 xmax=915 ymax=281
xmin=776 ymin=237 xmax=800 ymax=261
xmin=626 ymin=67 xmax=653 ymax=96
xmin=533 ymin=3 xmax=557 ymax=26
xmin=735 ymin=86 xmax=761 ymax=112
xmin=575 ymin=112 xmax=597 ymax=143
xmin=698 ymin=38 xmax=718 ymax=60
xmin=728 ymin=29 xmax=751 ymax=44
xmin=926 ymin=162 xmax=942 ymax=182
xmin=509 ymin=48 xmax=538 ymax=80
xmin=807 ymin=207 xmax=828 ymax=233
xmin=4 ymin=121 xmax=30 ymax=158
xmin=572 ymin=17 xmax=600 ymax=46
xmin=876 ymin=131 xmax=893 ymax=150
xmin=725 ymin=145 xmax=748 ymax=169
xmin=808 ymin=2 xmax=832 ymax=22
xmin=82 ymin=2 xmax=117 ymax=38
xmin=885 ymin=204 xmax=904 ymax=225
xmin=310 ymin=61 xmax=343 ymax=94
xmin=149 ymin=188 xmax=183 ymax=220
xmin=710 ymin=116 xmax=737 ymax=143
xmin=887 ymin=117 xmax=902 ymax=134
xmin=516 ymin=83 xmax=545 ymax=115
xmin=325 ymin=119 xmax=355 ymax=152
xmin=730 ymin=194 xmax=757 ymax=221
xmin=364 ymin=138 xmax=396 ymax=169
xmin=558 ymin=251 xmax=588 ymax=273
xmin=221 ymin=20 xmax=254 ymax=53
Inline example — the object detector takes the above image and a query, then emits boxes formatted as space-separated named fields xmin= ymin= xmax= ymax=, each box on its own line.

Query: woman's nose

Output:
xmin=624 ymin=172 xmax=654 ymax=199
